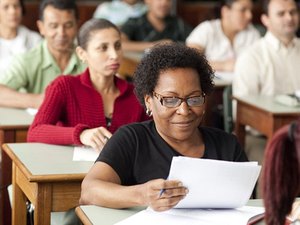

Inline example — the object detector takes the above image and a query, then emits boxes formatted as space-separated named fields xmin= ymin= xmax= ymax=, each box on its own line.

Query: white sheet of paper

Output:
xmin=168 ymin=157 xmax=261 ymax=208
xmin=115 ymin=206 xmax=265 ymax=225
xmin=73 ymin=146 xmax=99 ymax=161
xmin=26 ymin=108 xmax=38 ymax=115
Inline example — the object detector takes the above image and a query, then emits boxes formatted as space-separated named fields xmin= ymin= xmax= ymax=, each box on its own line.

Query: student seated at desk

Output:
xmin=186 ymin=0 xmax=260 ymax=72
xmin=80 ymin=43 xmax=248 ymax=211
xmin=27 ymin=18 xmax=149 ymax=150
xmin=0 ymin=0 xmax=41 ymax=74
xmin=0 ymin=0 xmax=85 ymax=109
xmin=263 ymin=120 xmax=300 ymax=225
xmin=120 ymin=0 xmax=192 ymax=52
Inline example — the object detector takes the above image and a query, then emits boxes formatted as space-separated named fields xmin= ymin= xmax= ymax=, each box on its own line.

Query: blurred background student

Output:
xmin=0 ymin=0 xmax=41 ymax=74
xmin=0 ymin=0 xmax=85 ymax=109
xmin=186 ymin=0 xmax=260 ymax=72
xmin=120 ymin=0 xmax=192 ymax=52
xmin=28 ymin=18 xmax=149 ymax=151
xmin=93 ymin=0 xmax=147 ymax=27
xmin=263 ymin=120 xmax=300 ymax=225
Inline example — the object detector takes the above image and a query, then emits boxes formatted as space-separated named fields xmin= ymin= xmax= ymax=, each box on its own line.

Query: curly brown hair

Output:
xmin=134 ymin=42 xmax=215 ymax=108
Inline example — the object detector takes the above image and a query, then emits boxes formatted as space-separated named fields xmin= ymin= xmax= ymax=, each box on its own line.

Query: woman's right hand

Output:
xmin=79 ymin=127 xmax=112 ymax=151
xmin=141 ymin=179 xmax=188 ymax=212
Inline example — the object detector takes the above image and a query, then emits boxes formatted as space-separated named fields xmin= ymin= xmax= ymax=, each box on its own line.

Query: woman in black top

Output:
xmin=80 ymin=43 xmax=248 ymax=211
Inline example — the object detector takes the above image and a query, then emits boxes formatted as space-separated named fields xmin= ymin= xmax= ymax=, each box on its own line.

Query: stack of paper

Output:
xmin=115 ymin=206 xmax=265 ymax=225
xmin=169 ymin=157 xmax=261 ymax=208
xmin=115 ymin=157 xmax=262 ymax=225
xmin=72 ymin=146 xmax=99 ymax=161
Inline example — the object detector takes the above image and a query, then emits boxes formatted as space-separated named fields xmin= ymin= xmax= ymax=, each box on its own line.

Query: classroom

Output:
xmin=0 ymin=0 xmax=300 ymax=224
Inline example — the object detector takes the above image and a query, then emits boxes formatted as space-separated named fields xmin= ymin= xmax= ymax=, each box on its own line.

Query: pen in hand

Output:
xmin=159 ymin=188 xmax=165 ymax=198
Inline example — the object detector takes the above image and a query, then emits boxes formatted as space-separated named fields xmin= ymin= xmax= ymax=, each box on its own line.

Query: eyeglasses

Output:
xmin=153 ymin=91 xmax=205 ymax=108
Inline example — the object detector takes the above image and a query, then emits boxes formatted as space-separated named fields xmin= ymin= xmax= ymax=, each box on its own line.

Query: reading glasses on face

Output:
xmin=152 ymin=91 xmax=205 ymax=108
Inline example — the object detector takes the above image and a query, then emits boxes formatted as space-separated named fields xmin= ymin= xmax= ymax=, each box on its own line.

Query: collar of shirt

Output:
xmin=265 ymin=31 xmax=297 ymax=52
xmin=41 ymin=40 xmax=81 ymax=74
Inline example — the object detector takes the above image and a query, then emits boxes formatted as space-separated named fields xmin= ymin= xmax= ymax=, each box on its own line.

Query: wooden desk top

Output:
xmin=0 ymin=107 xmax=34 ymax=128
xmin=3 ymin=143 xmax=93 ymax=182
xmin=233 ymin=95 xmax=300 ymax=114
xmin=76 ymin=199 xmax=264 ymax=225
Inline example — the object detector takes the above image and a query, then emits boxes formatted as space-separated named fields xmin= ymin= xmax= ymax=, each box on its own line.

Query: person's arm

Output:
xmin=232 ymin=49 xmax=261 ymax=97
xmin=209 ymin=59 xmax=236 ymax=72
xmin=0 ymin=84 xmax=44 ymax=109
xmin=187 ymin=43 xmax=236 ymax=72
xmin=80 ymin=161 xmax=187 ymax=211
xmin=27 ymin=78 xmax=87 ymax=145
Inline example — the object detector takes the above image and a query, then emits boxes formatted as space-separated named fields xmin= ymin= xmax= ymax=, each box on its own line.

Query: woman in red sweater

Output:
xmin=27 ymin=18 xmax=149 ymax=150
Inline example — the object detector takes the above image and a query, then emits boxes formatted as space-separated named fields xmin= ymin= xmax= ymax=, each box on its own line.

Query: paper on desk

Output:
xmin=169 ymin=157 xmax=261 ymax=208
xmin=26 ymin=108 xmax=38 ymax=115
xmin=115 ymin=206 xmax=265 ymax=225
xmin=73 ymin=146 xmax=99 ymax=161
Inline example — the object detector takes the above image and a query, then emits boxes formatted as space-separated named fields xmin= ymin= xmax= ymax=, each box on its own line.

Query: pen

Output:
xmin=159 ymin=188 xmax=165 ymax=198
xmin=159 ymin=176 xmax=168 ymax=198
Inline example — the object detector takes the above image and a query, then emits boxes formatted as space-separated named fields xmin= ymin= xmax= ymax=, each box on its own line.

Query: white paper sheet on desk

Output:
xmin=72 ymin=146 xmax=99 ymax=161
xmin=26 ymin=108 xmax=38 ymax=115
xmin=115 ymin=206 xmax=265 ymax=225
xmin=169 ymin=157 xmax=261 ymax=208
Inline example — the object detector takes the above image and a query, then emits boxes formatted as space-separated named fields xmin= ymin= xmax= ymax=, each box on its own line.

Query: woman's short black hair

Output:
xmin=134 ymin=43 xmax=215 ymax=108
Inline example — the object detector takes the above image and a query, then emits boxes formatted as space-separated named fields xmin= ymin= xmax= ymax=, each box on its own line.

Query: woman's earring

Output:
xmin=146 ymin=108 xmax=152 ymax=116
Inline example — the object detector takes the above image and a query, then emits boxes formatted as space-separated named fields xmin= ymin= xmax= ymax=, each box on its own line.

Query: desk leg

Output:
xmin=34 ymin=184 xmax=52 ymax=225
xmin=12 ymin=164 xmax=26 ymax=225
xmin=235 ymin=122 xmax=246 ymax=148
xmin=2 ymin=130 xmax=15 ymax=225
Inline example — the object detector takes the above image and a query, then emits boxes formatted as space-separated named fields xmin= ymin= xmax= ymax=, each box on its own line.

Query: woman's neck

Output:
xmin=161 ymin=130 xmax=205 ymax=158
xmin=221 ymin=20 xmax=238 ymax=45
xmin=0 ymin=25 xmax=18 ymax=39
xmin=90 ymin=72 xmax=117 ymax=94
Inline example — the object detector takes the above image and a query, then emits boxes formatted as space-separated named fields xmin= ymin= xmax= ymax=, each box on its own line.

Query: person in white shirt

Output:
xmin=0 ymin=0 xmax=41 ymax=74
xmin=186 ymin=0 xmax=260 ymax=72
xmin=233 ymin=0 xmax=300 ymax=97
xmin=232 ymin=0 xmax=300 ymax=197
xmin=93 ymin=0 xmax=147 ymax=27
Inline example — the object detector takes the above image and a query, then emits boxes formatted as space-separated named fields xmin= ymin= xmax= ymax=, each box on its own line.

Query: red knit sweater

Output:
xmin=27 ymin=69 xmax=148 ymax=145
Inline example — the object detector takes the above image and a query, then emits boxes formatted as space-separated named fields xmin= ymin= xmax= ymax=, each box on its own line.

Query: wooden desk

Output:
xmin=234 ymin=95 xmax=300 ymax=147
xmin=75 ymin=199 xmax=264 ymax=225
xmin=0 ymin=108 xmax=34 ymax=225
xmin=118 ymin=51 xmax=143 ymax=80
xmin=2 ymin=143 xmax=93 ymax=225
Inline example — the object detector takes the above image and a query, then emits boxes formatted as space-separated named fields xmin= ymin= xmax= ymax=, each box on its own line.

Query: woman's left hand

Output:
xmin=79 ymin=126 xmax=112 ymax=151
xmin=140 ymin=179 xmax=188 ymax=212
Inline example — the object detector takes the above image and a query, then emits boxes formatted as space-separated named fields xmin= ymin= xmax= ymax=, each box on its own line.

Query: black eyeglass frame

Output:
xmin=152 ymin=91 xmax=206 ymax=108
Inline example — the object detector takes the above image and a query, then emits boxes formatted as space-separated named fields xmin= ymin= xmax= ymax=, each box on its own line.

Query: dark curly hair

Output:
xmin=134 ymin=43 xmax=215 ymax=108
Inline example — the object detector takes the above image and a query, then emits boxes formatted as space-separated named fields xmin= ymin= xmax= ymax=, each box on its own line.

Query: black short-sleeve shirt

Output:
xmin=97 ymin=120 xmax=248 ymax=185
xmin=120 ymin=14 xmax=192 ymax=42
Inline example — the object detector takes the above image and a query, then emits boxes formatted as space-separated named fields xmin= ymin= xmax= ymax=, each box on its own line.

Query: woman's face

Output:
xmin=0 ymin=0 xmax=22 ymax=29
xmin=225 ymin=0 xmax=253 ymax=31
xmin=82 ymin=28 xmax=122 ymax=78
xmin=145 ymin=68 xmax=205 ymax=142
